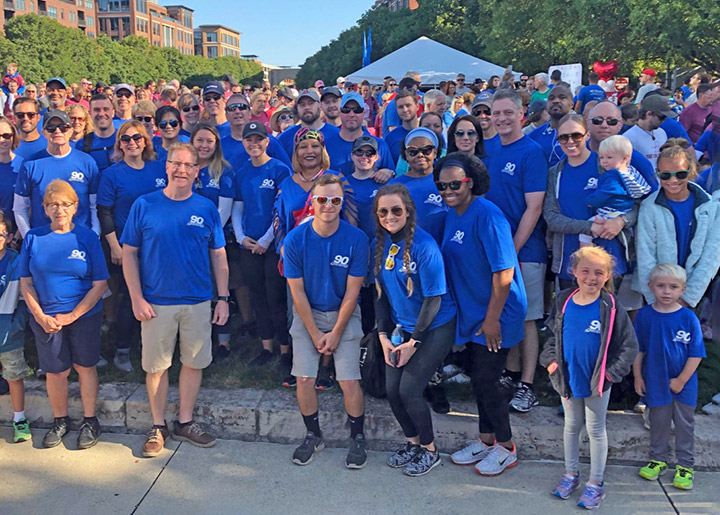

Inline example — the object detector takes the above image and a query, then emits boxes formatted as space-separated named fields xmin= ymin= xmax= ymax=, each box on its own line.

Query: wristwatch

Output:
xmin=217 ymin=295 xmax=231 ymax=302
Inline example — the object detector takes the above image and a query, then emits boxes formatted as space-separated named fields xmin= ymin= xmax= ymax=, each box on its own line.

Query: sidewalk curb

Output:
xmin=2 ymin=380 xmax=718 ymax=470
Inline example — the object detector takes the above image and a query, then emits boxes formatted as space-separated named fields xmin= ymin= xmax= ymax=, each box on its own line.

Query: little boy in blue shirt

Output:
xmin=633 ymin=263 xmax=705 ymax=490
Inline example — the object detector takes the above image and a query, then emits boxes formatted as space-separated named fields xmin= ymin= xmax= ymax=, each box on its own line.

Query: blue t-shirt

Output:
xmin=696 ymin=163 xmax=720 ymax=194
xmin=660 ymin=118 xmax=691 ymax=143
xmin=344 ymin=173 xmax=380 ymax=240
xmin=562 ymin=297 xmax=602 ymax=398
xmin=325 ymin=129 xmax=395 ymax=172
xmin=0 ymin=155 xmax=23 ymax=220
xmin=215 ymin=121 xmax=232 ymax=140
xmin=667 ymin=196 xmax=695 ymax=267
xmin=277 ymin=123 xmax=341 ymax=159
xmin=197 ymin=165 xmax=235 ymax=207
xmin=14 ymin=136 xmax=48 ymax=160
xmin=0 ymin=250 xmax=14 ymax=298
xmin=376 ymin=228 xmax=456 ymax=333
xmin=96 ymin=160 xmax=168 ymax=239
xmin=235 ymin=158 xmax=290 ymax=240
xmin=635 ymin=305 xmax=706 ymax=407
xmin=17 ymin=225 xmax=108 ymax=317
xmin=283 ymin=220 xmax=369 ymax=311
xmin=221 ymin=133 xmax=292 ymax=169
xmin=76 ymin=132 xmax=117 ymax=172
xmin=485 ymin=135 xmax=548 ymax=263
xmin=152 ymin=134 xmax=191 ymax=163
xmin=695 ymin=130 xmax=720 ymax=163
xmin=383 ymin=126 xmax=411 ymax=166
xmin=120 ymin=191 xmax=226 ymax=305
xmin=112 ymin=116 xmax=132 ymax=130
xmin=577 ymin=85 xmax=607 ymax=113
xmin=15 ymin=149 xmax=100 ymax=230
xmin=390 ymin=173 xmax=447 ymax=243
xmin=529 ymin=122 xmax=565 ymax=167
xmin=441 ymin=196 xmax=527 ymax=348
xmin=381 ymin=99 xmax=399 ymax=135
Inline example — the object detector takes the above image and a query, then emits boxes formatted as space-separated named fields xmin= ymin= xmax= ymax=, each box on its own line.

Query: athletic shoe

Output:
xmin=577 ymin=482 xmax=605 ymax=509
xmin=35 ymin=368 xmax=47 ymax=379
xmin=215 ymin=344 xmax=231 ymax=362
xmin=96 ymin=356 xmax=108 ymax=368
xmin=442 ymin=364 xmax=463 ymax=381
xmin=403 ymin=447 xmax=441 ymax=477
xmin=172 ymin=421 xmax=217 ymax=448
xmin=282 ymin=374 xmax=296 ymax=388
xmin=643 ymin=409 xmax=651 ymax=430
xmin=474 ymin=444 xmax=518 ymax=476
xmin=143 ymin=426 xmax=170 ymax=458
xmin=316 ymin=365 xmax=335 ymax=391
xmin=0 ymin=376 xmax=8 ymax=395
xmin=639 ymin=460 xmax=668 ymax=480
xmin=499 ymin=373 xmax=519 ymax=391
xmin=388 ymin=441 xmax=421 ymax=468
xmin=77 ymin=418 xmax=102 ymax=449
xmin=345 ymin=433 xmax=367 ymax=469
xmin=446 ymin=373 xmax=470 ymax=384
xmin=552 ymin=473 xmax=580 ymax=499
xmin=113 ymin=350 xmax=133 ymax=372
xmin=249 ymin=349 xmax=274 ymax=367
xmin=279 ymin=353 xmax=295 ymax=387
xmin=292 ymin=431 xmax=324 ymax=465
xmin=673 ymin=465 xmax=694 ymax=490
xmin=510 ymin=384 xmax=539 ymax=413
xmin=450 ymin=440 xmax=495 ymax=465
xmin=13 ymin=419 xmax=31 ymax=443
xmin=633 ymin=400 xmax=647 ymax=414
xmin=425 ymin=384 xmax=450 ymax=414
xmin=43 ymin=416 xmax=70 ymax=448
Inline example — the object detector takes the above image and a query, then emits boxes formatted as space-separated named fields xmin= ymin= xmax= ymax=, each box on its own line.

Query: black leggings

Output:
xmin=111 ymin=263 xmax=139 ymax=351
xmin=385 ymin=318 xmax=455 ymax=446
xmin=238 ymin=248 xmax=288 ymax=346
xmin=468 ymin=344 xmax=512 ymax=442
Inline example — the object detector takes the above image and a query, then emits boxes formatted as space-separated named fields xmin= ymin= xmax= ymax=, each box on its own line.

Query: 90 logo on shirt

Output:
xmin=425 ymin=193 xmax=443 ymax=206
xmin=260 ymin=179 xmax=275 ymax=189
xmin=68 ymin=249 xmax=87 ymax=261
xmin=331 ymin=255 xmax=350 ymax=268
xmin=398 ymin=261 xmax=417 ymax=274
xmin=673 ymin=330 xmax=692 ymax=344
xmin=187 ymin=215 xmax=205 ymax=227
xmin=68 ymin=171 xmax=85 ymax=183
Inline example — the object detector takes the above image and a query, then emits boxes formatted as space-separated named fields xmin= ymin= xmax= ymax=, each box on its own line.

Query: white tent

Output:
xmin=346 ymin=36 xmax=520 ymax=85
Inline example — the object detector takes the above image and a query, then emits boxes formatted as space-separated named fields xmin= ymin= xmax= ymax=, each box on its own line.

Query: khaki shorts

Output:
xmin=0 ymin=347 xmax=31 ymax=381
xmin=520 ymin=262 xmax=546 ymax=321
xmin=290 ymin=305 xmax=363 ymax=381
xmin=141 ymin=301 xmax=212 ymax=373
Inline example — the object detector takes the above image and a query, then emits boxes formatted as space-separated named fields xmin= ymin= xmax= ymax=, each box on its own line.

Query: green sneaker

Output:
xmin=673 ymin=465 xmax=694 ymax=490
xmin=13 ymin=419 xmax=31 ymax=443
xmin=639 ymin=460 xmax=667 ymax=480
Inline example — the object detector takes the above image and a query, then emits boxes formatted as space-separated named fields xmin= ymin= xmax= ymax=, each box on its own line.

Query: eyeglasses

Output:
xmin=182 ymin=105 xmax=200 ymax=113
xmin=557 ymin=131 xmax=587 ymax=144
xmin=435 ymin=178 xmax=469 ymax=191
xmin=0 ymin=133 xmax=13 ymax=140
xmin=472 ymin=108 xmax=491 ymax=117
xmin=377 ymin=206 xmax=404 ymax=218
xmin=243 ymin=88 xmax=252 ymax=93
xmin=45 ymin=201 xmax=76 ymax=210
xmin=278 ymin=114 xmax=293 ymax=121
xmin=168 ymin=160 xmax=197 ymax=170
xmin=341 ymin=106 xmax=364 ymax=114
xmin=227 ymin=103 xmax=250 ymax=112
xmin=312 ymin=195 xmax=343 ymax=206
xmin=203 ymin=94 xmax=222 ymax=102
xmin=45 ymin=124 xmax=72 ymax=133
xmin=591 ymin=117 xmax=620 ymax=126
xmin=158 ymin=119 xmax=179 ymax=129
xmin=135 ymin=116 xmax=153 ymax=123
xmin=352 ymin=149 xmax=376 ymax=157
xmin=657 ymin=170 xmax=690 ymax=181
xmin=388 ymin=83 xmax=397 ymax=87
xmin=385 ymin=243 xmax=400 ymax=270
xmin=115 ymin=91 xmax=133 ymax=99
xmin=405 ymin=145 xmax=435 ymax=157
xmin=454 ymin=129 xmax=478 ymax=138
xmin=70 ymin=116 xmax=85 ymax=122
xmin=120 ymin=133 xmax=144 ymax=143
xmin=14 ymin=112 xmax=37 ymax=119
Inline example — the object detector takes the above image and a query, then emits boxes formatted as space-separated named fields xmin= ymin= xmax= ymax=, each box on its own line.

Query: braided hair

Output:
xmin=372 ymin=183 xmax=417 ymax=298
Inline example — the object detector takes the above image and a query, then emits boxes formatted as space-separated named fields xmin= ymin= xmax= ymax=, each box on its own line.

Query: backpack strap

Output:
xmin=82 ymin=132 xmax=94 ymax=154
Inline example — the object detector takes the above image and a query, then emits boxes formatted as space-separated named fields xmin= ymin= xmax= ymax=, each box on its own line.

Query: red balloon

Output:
xmin=593 ymin=61 xmax=619 ymax=81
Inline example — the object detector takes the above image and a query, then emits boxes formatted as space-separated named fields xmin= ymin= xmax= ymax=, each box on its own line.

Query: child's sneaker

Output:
xmin=577 ymin=482 xmax=605 ymax=510
xmin=551 ymin=473 xmax=580 ymax=499
xmin=639 ymin=460 xmax=667 ymax=480
xmin=13 ymin=419 xmax=31 ymax=443
xmin=673 ymin=465 xmax=694 ymax=490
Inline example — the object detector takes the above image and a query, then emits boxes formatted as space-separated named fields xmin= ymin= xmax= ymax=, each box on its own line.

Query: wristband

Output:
xmin=217 ymin=295 xmax=231 ymax=302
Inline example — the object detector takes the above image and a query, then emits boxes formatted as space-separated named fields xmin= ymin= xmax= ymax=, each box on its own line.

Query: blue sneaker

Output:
xmin=577 ymin=482 xmax=605 ymax=510
xmin=552 ymin=473 xmax=580 ymax=499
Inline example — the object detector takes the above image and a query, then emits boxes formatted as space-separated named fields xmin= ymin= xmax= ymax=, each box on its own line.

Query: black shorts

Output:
xmin=30 ymin=311 xmax=103 ymax=373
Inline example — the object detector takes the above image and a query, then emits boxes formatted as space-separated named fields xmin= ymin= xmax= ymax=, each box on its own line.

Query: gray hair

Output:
xmin=535 ymin=73 xmax=549 ymax=85
xmin=424 ymin=89 xmax=446 ymax=107
xmin=492 ymin=88 xmax=523 ymax=110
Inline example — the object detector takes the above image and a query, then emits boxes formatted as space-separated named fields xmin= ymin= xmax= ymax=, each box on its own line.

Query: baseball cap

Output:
xmin=242 ymin=121 xmax=268 ymax=139
xmin=314 ymin=80 xmax=325 ymax=89
xmin=341 ymin=92 xmax=364 ymax=109
xmin=113 ymin=83 xmax=135 ymax=95
xmin=297 ymin=89 xmax=320 ymax=103
xmin=227 ymin=93 xmax=249 ymax=105
xmin=203 ymin=81 xmax=224 ymax=97
xmin=43 ymin=109 xmax=72 ymax=129
xmin=471 ymin=93 xmax=493 ymax=109
xmin=277 ymin=86 xmax=295 ymax=101
xmin=641 ymin=69 xmax=656 ymax=77
xmin=337 ymin=76 xmax=346 ymax=85
xmin=526 ymin=100 xmax=547 ymax=118
xmin=320 ymin=86 xmax=341 ymax=100
xmin=640 ymin=95 xmax=678 ymax=119
xmin=352 ymin=135 xmax=378 ymax=152
xmin=46 ymin=77 xmax=67 ymax=89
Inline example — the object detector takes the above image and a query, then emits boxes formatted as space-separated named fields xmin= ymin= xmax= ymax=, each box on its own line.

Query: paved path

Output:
xmin=1 ymin=427 xmax=718 ymax=514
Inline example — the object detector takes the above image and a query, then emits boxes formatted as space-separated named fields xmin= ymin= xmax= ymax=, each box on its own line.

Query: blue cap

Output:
xmin=341 ymin=91 xmax=364 ymax=109
xmin=46 ymin=77 xmax=67 ymax=89
xmin=404 ymin=127 xmax=439 ymax=148
xmin=203 ymin=81 xmax=224 ymax=96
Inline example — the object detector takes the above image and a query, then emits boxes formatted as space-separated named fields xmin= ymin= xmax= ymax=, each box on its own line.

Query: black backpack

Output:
xmin=359 ymin=331 xmax=386 ymax=398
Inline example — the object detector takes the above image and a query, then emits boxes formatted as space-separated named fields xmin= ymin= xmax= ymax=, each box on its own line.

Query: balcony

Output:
xmin=78 ymin=18 xmax=86 ymax=27
xmin=3 ymin=0 xmax=15 ymax=10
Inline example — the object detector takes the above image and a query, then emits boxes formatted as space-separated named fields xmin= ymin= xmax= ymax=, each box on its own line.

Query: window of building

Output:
xmin=87 ymin=15 xmax=93 ymax=26
xmin=48 ymin=6 xmax=57 ymax=17
xmin=85 ymin=0 xmax=92 ymax=8
xmin=69 ymin=11 xmax=76 ymax=21
xmin=110 ymin=18 xmax=118 ymax=31
xmin=30 ymin=1 xmax=34 ymax=13
xmin=77 ymin=0 xmax=82 ymax=6
xmin=16 ymin=0 xmax=26 ymax=10
xmin=88 ymin=31 xmax=95 ymax=38
xmin=163 ymin=25 xmax=173 ymax=46
xmin=206 ymin=31 xmax=217 ymax=42
xmin=207 ymin=45 xmax=217 ymax=59
xmin=135 ymin=0 xmax=146 ymax=14
xmin=60 ymin=9 xmax=64 ymax=19
xmin=183 ymin=12 xmax=191 ymax=28
xmin=122 ymin=17 xmax=129 ymax=33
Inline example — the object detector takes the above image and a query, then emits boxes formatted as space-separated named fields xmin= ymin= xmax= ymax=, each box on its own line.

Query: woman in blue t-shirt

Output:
xmin=435 ymin=152 xmax=527 ymax=477
xmin=373 ymin=183 xmax=456 ymax=477
xmin=446 ymin=114 xmax=485 ymax=160
xmin=153 ymin=106 xmax=188 ymax=163
xmin=18 ymin=179 xmax=109 ymax=450
xmin=178 ymin=93 xmax=201 ymax=139
xmin=0 ymin=115 xmax=23 ymax=242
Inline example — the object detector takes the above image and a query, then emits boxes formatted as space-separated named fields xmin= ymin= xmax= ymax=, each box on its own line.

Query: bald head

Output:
xmin=587 ymin=101 xmax=622 ymax=149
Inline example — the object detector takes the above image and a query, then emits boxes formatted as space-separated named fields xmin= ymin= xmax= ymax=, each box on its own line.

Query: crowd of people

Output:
xmin=0 ymin=61 xmax=717 ymax=509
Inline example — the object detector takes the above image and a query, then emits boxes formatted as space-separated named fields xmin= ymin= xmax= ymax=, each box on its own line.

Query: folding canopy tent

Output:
xmin=346 ymin=36 xmax=520 ymax=85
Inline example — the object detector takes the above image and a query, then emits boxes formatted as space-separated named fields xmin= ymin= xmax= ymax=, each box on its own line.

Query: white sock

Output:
xmin=14 ymin=411 xmax=25 ymax=423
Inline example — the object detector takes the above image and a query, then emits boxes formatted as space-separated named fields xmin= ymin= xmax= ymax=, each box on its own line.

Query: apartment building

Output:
xmin=372 ymin=0 xmax=418 ymax=10
xmin=1 ymin=0 xmax=98 ymax=37
xmin=194 ymin=24 xmax=240 ymax=59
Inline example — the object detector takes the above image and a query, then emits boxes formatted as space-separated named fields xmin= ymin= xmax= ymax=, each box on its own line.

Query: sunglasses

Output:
xmin=158 ymin=119 xmax=179 ymax=129
xmin=405 ymin=145 xmax=435 ymax=157
xmin=120 ymin=133 xmax=144 ymax=143
xmin=591 ymin=117 xmax=620 ymax=126
xmin=557 ymin=131 xmax=587 ymax=144
xmin=70 ymin=116 xmax=85 ymax=122
xmin=227 ymin=103 xmax=250 ymax=112
xmin=243 ymin=88 xmax=251 ymax=93
xmin=389 ymin=83 xmax=397 ymax=87
xmin=435 ymin=178 xmax=469 ymax=191
xmin=472 ymin=108 xmax=491 ymax=117
xmin=14 ymin=112 xmax=37 ymax=119
xmin=341 ymin=106 xmax=364 ymax=114
xmin=312 ymin=195 xmax=343 ymax=206
xmin=203 ymin=94 xmax=222 ymax=102
xmin=352 ymin=149 xmax=376 ymax=157
xmin=657 ymin=170 xmax=690 ymax=181
xmin=45 ymin=124 xmax=72 ymax=133
xmin=115 ymin=91 xmax=133 ymax=98
xmin=454 ymin=129 xmax=478 ymax=138
xmin=0 ymin=133 xmax=13 ymax=140
xmin=385 ymin=243 xmax=400 ymax=270
xmin=278 ymin=114 xmax=293 ymax=121
xmin=182 ymin=105 xmax=200 ymax=113
xmin=377 ymin=206 xmax=404 ymax=218
xmin=135 ymin=116 xmax=153 ymax=123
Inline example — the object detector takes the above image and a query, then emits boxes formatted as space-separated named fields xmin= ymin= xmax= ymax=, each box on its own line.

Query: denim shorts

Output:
xmin=30 ymin=312 xmax=103 ymax=373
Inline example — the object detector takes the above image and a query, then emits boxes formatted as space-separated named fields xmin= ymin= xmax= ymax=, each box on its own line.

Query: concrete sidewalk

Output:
xmin=1 ymin=427 xmax=718 ymax=514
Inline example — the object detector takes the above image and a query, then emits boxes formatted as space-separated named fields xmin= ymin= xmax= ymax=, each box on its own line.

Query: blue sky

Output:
xmin=182 ymin=0 xmax=376 ymax=68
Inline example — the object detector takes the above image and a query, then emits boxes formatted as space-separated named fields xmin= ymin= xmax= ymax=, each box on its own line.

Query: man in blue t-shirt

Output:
xmin=529 ymin=85 xmax=573 ymax=167
xmin=574 ymin=72 xmax=608 ymax=114
xmin=277 ymin=89 xmax=341 ymax=157
xmin=488 ymin=89 xmax=548 ymax=413
xmin=76 ymin=93 xmax=117 ymax=172
xmin=12 ymin=97 xmax=47 ymax=160
xmin=202 ymin=81 xmax=231 ymax=140
xmin=384 ymin=90 xmax=420 ymax=166
xmin=121 ymin=143 xmax=229 ymax=458
xmin=112 ymin=83 xmax=135 ymax=127
xmin=283 ymin=174 xmax=369 ymax=469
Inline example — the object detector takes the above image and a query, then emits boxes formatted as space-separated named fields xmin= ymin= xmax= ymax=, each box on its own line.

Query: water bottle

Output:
xmin=390 ymin=324 xmax=403 ymax=366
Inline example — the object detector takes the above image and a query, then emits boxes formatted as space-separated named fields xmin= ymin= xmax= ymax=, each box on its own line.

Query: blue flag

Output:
xmin=362 ymin=30 xmax=369 ymax=67
xmin=367 ymin=27 xmax=372 ymax=63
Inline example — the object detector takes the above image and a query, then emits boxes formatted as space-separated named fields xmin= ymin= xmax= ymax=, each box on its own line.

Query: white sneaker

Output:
xmin=474 ymin=444 xmax=518 ymax=476
xmin=634 ymin=401 xmax=646 ymax=414
xmin=446 ymin=373 xmax=471 ymax=384
xmin=450 ymin=440 xmax=495 ymax=465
